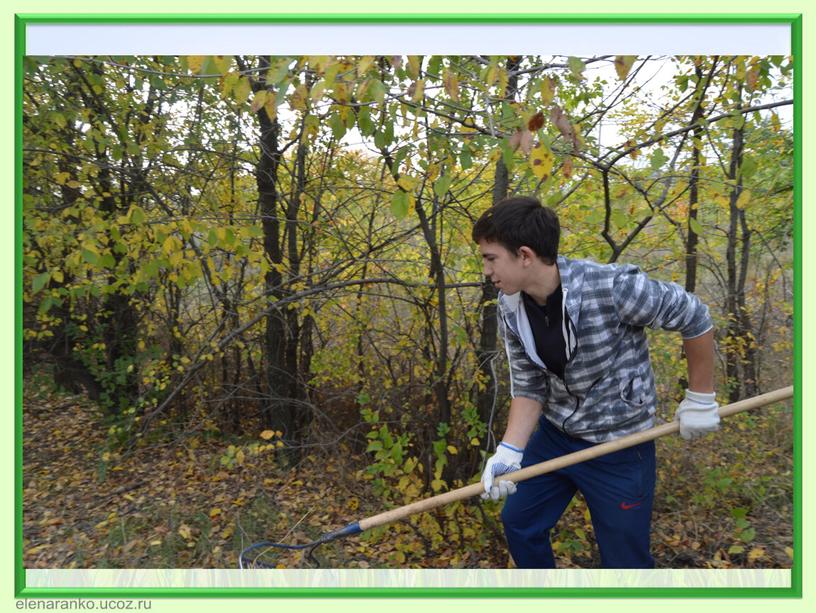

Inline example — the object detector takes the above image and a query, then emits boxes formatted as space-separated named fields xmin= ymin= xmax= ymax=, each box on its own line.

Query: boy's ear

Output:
xmin=518 ymin=246 xmax=536 ymax=262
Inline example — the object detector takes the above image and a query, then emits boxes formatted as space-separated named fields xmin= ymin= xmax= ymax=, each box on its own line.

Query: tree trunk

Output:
xmin=475 ymin=157 xmax=505 ymax=429
xmin=88 ymin=61 xmax=140 ymax=414
xmin=470 ymin=56 xmax=520 ymax=477
xmin=415 ymin=199 xmax=452 ymax=428
xmin=254 ymin=56 xmax=296 ymax=444
xmin=685 ymin=61 xmax=716 ymax=293
xmin=724 ymin=78 xmax=753 ymax=402
xmin=288 ymin=122 xmax=312 ymax=449
xmin=737 ymin=211 xmax=758 ymax=397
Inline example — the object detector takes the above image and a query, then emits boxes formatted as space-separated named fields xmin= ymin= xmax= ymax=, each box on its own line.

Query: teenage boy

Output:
xmin=473 ymin=196 xmax=719 ymax=568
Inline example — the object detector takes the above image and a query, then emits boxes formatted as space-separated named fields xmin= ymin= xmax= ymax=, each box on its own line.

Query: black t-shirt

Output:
xmin=522 ymin=285 xmax=567 ymax=380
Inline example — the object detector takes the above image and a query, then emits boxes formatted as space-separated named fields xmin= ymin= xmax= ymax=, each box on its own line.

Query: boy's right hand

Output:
xmin=481 ymin=442 xmax=523 ymax=501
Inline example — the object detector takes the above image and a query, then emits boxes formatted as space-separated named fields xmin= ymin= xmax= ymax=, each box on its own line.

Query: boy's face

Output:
xmin=477 ymin=239 xmax=530 ymax=294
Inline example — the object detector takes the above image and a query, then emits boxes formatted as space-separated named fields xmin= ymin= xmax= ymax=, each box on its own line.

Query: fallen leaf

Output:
xmin=529 ymin=142 xmax=554 ymax=181
xmin=528 ymin=111 xmax=545 ymax=132
xmin=508 ymin=130 xmax=522 ymax=151
xmin=614 ymin=56 xmax=637 ymax=81
xmin=519 ymin=130 xmax=534 ymax=155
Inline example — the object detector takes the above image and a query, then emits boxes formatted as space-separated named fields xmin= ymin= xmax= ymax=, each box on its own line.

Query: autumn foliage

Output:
xmin=23 ymin=54 xmax=793 ymax=568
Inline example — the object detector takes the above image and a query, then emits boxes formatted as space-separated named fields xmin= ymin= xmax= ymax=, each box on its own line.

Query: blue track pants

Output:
xmin=501 ymin=417 xmax=656 ymax=568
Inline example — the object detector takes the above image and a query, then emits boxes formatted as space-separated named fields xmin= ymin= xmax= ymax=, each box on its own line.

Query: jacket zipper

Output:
xmin=505 ymin=286 xmax=581 ymax=435
xmin=559 ymin=287 xmax=581 ymax=435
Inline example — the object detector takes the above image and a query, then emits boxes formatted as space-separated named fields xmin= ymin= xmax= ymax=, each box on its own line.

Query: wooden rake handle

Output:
xmin=356 ymin=386 xmax=793 ymax=533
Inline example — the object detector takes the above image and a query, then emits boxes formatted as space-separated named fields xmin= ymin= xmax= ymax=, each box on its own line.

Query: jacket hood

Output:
xmin=499 ymin=255 xmax=586 ymax=328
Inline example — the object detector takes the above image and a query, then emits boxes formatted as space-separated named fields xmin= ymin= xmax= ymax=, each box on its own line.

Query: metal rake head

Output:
xmin=238 ymin=522 xmax=362 ymax=569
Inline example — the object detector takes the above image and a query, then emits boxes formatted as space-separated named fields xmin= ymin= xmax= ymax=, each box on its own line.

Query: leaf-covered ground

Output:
xmin=23 ymin=374 xmax=793 ymax=569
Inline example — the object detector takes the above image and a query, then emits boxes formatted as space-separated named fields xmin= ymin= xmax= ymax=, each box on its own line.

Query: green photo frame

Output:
xmin=14 ymin=10 xmax=802 ymax=599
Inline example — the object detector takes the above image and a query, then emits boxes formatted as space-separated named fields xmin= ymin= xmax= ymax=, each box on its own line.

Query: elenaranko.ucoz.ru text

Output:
xmin=16 ymin=601 xmax=152 ymax=610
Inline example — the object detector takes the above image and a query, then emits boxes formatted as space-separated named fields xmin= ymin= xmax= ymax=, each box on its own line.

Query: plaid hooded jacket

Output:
xmin=498 ymin=256 xmax=713 ymax=443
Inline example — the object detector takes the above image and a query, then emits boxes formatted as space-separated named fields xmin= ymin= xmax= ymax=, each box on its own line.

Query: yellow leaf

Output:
xmin=444 ymin=70 xmax=459 ymax=100
xmin=746 ymin=63 xmax=761 ymax=92
xmin=162 ymin=235 xmax=179 ymax=256
xmin=235 ymin=449 xmax=245 ymax=465
xmin=529 ymin=143 xmax=554 ymax=181
xmin=290 ymin=83 xmax=309 ymax=111
xmin=27 ymin=544 xmax=49 ymax=555
xmin=187 ymin=56 xmax=205 ymax=74
xmin=397 ymin=175 xmax=417 ymax=192
xmin=251 ymin=90 xmax=268 ymax=113
xmin=333 ymin=82 xmax=349 ymax=103
xmin=540 ymin=76 xmax=555 ymax=105
xmin=178 ymin=524 xmax=192 ymax=540
xmin=260 ymin=430 xmax=275 ymax=440
xmin=735 ymin=56 xmax=747 ymax=80
xmin=179 ymin=219 xmax=193 ymax=238
xmin=307 ymin=55 xmax=330 ymax=73
xmin=410 ymin=78 xmax=425 ymax=103
xmin=736 ymin=189 xmax=752 ymax=209
xmin=496 ymin=69 xmax=509 ymax=97
xmin=209 ymin=508 xmax=222 ymax=518
xmin=446 ymin=445 xmax=458 ymax=455
xmin=221 ymin=71 xmax=240 ymax=99
xmin=785 ymin=546 xmax=794 ymax=560
xmin=748 ymin=547 xmax=765 ymax=562
xmin=614 ymin=55 xmax=637 ymax=81
xmin=52 ymin=270 xmax=64 ymax=284
xmin=486 ymin=64 xmax=498 ymax=86
xmin=310 ymin=79 xmax=326 ymax=101
xmin=213 ymin=55 xmax=231 ymax=74
xmin=149 ymin=540 xmax=162 ymax=546
xmin=357 ymin=55 xmax=375 ymax=76
xmin=221 ymin=526 xmax=234 ymax=539
xmin=470 ymin=437 xmax=480 ymax=446
xmin=235 ymin=77 xmax=251 ymax=105
xmin=263 ymin=92 xmax=278 ymax=120
xmin=407 ymin=55 xmax=422 ymax=79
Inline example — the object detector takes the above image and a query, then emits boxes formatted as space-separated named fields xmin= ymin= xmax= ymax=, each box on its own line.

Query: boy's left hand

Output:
xmin=675 ymin=390 xmax=720 ymax=440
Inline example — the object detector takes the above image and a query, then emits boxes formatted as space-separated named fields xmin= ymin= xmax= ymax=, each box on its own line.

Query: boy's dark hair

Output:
xmin=471 ymin=196 xmax=560 ymax=264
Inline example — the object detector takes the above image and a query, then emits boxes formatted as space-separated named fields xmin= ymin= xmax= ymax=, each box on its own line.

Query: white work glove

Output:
xmin=675 ymin=389 xmax=720 ymax=440
xmin=481 ymin=441 xmax=523 ymax=501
